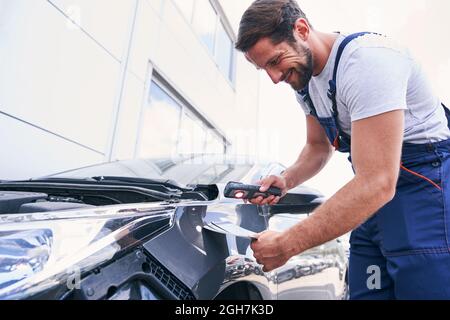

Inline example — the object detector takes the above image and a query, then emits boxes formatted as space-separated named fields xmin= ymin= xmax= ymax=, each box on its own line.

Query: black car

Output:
xmin=0 ymin=155 xmax=348 ymax=300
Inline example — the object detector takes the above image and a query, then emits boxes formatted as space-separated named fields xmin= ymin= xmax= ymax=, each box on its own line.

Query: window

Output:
xmin=216 ymin=21 xmax=234 ymax=81
xmin=138 ymin=82 xmax=182 ymax=158
xmin=138 ymin=77 xmax=227 ymax=158
xmin=173 ymin=0 xmax=235 ymax=83
xmin=178 ymin=112 xmax=207 ymax=154
xmin=205 ymin=130 xmax=225 ymax=154
xmin=192 ymin=0 xmax=217 ymax=55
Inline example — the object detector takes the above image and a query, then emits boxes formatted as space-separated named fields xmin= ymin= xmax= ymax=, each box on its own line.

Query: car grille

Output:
xmin=144 ymin=252 xmax=195 ymax=300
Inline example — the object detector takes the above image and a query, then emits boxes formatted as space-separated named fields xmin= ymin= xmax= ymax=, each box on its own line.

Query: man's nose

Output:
xmin=266 ymin=68 xmax=283 ymax=84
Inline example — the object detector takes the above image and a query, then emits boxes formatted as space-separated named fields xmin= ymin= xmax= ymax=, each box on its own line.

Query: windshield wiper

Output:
xmin=89 ymin=177 xmax=219 ymax=201
xmin=24 ymin=177 xmax=218 ymax=201
xmin=91 ymin=176 xmax=185 ymax=190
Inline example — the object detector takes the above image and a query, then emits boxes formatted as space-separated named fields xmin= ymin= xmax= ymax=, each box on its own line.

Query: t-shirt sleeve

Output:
xmin=295 ymin=91 xmax=312 ymax=115
xmin=339 ymin=46 xmax=412 ymax=122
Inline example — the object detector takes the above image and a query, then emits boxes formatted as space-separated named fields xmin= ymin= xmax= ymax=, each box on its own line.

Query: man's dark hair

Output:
xmin=236 ymin=0 xmax=311 ymax=52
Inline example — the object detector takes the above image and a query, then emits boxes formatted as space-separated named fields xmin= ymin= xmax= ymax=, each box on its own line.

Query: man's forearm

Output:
xmin=282 ymin=143 xmax=333 ymax=190
xmin=283 ymin=175 xmax=396 ymax=256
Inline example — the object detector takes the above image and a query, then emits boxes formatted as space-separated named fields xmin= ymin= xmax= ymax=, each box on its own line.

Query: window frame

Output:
xmin=135 ymin=67 xmax=230 ymax=159
xmin=172 ymin=0 xmax=237 ymax=86
xmin=177 ymin=109 xmax=208 ymax=155
xmin=214 ymin=19 xmax=236 ymax=84
xmin=137 ymin=80 xmax=184 ymax=159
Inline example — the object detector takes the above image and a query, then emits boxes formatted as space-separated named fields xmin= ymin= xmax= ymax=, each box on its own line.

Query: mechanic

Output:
xmin=236 ymin=0 xmax=450 ymax=299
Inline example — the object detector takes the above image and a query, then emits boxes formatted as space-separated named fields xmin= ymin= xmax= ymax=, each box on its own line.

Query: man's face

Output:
xmin=245 ymin=37 xmax=313 ymax=91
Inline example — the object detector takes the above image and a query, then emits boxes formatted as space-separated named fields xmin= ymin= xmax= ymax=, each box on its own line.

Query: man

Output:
xmin=236 ymin=0 xmax=450 ymax=299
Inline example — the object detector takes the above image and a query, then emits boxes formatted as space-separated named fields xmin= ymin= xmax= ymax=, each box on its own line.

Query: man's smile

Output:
xmin=284 ymin=69 xmax=293 ymax=83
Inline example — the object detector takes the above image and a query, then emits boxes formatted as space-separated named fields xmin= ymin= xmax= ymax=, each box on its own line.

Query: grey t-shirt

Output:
xmin=295 ymin=33 xmax=450 ymax=144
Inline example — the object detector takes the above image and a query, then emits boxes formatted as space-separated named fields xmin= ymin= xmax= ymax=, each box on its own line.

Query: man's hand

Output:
xmin=250 ymin=230 xmax=298 ymax=272
xmin=248 ymin=175 xmax=288 ymax=205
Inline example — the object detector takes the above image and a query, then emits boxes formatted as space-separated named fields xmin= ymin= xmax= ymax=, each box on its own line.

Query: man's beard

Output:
xmin=288 ymin=42 xmax=314 ymax=91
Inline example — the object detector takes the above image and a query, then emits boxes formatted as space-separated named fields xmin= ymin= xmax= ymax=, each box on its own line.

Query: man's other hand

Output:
xmin=251 ymin=230 xmax=296 ymax=272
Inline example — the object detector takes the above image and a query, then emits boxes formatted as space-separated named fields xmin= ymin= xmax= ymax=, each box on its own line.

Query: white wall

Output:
xmin=0 ymin=112 xmax=104 ymax=180
xmin=0 ymin=0 xmax=260 ymax=179
xmin=0 ymin=0 xmax=126 ymax=153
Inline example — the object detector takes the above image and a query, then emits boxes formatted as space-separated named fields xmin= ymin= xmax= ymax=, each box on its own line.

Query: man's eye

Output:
xmin=270 ymin=59 xmax=279 ymax=66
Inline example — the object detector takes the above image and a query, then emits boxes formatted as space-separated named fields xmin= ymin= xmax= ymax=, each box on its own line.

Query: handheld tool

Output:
xmin=224 ymin=181 xmax=282 ymax=200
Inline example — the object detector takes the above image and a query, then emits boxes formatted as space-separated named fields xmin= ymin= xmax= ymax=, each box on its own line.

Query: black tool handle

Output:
xmin=224 ymin=182 xmax=282 ymax=200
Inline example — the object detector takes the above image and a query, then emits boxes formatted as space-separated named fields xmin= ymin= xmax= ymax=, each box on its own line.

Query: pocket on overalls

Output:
xmin=399 ymin=161 xmax=442 ymax=193
xmin=375 ymin=159 xmax=448 ymax=254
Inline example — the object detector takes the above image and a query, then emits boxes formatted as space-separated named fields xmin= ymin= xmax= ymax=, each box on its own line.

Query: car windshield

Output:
xmin=45 ymin=155 xmax=256 ymax=185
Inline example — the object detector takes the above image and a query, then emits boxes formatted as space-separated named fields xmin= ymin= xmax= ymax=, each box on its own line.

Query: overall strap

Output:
xmin=327 ymin=32 xmax=374 ymax=124
xmin=442 ymin=103 xmax=450 ymax=130
xmin=299 ymin=32 xmax=375 ymax=122
xmin=298 ymin=32 xmax=377 ymax=153
xmin=299 ymin=86 xmax=318 ymax=118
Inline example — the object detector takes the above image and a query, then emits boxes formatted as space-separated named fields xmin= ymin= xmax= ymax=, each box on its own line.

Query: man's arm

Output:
xmin=283 ymin=115 xmax=335 ymax=189
xmin=251 ymin=110 xmax=404 ymax=272
xmin=251 ymin=115 xmax=334 ymax=205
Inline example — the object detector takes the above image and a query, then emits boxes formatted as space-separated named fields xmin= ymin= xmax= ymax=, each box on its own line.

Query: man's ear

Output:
xmin=293 ymin=18 xmax=310 ymax=41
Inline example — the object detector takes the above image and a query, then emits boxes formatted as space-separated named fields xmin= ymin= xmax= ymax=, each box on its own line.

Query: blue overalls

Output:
xmin=299 ymin=33 xmax=450 ymax=300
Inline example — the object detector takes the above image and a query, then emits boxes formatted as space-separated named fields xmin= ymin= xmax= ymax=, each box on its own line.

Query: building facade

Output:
xmin=0 ymin=0 xmax=259 ymax=180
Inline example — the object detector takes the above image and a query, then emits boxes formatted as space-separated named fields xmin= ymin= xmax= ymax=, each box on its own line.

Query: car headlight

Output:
xmin=0 ymin=229 xmax=53 ymax=291
xmin=0 ymin=203 xmax=176 ymax=300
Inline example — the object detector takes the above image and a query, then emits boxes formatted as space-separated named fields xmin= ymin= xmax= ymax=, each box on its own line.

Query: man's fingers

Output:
xmin=262 ymin=259 xmax=284 ymax=272
xmin=259 ymin=177 xmax=275 ymax=192
xmin=260 ymin=175 xmax=281 ymax=192
xmin=262 ymin=265 xmax=276 ymax=273
xmin=252 ymin=232 xmax=262 ymax=240
xmin=254 ymin=256 xmax=278 ymax=272
xmin=253 ymin=252 xmax=262 ymax=261
xmin=260 ymin=195 xmax=275 ymax=205
xmin=270 ymin=196 xmax=280 ymax=205
xmin=250 ymin=196 xmax=264 ymax=205
xmin=250 ymin=195 xmax=281 ymax=206
xmin=250 ymin=234 xmax=261 ymax=250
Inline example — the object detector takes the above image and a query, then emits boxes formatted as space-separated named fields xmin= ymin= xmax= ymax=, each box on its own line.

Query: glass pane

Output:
xmin=178 ymin=112 xmax=207 ymax=155
xmin=173 ymin=0 xmax=194 ymax=21
xmin=193 ymin=0 xmax=217 ymax=55
xmin=191 ymin=164 xmax=230 ymax=184
xmin=216 ymin=21 xmax=234 ymax=81
xmin=205 ymin=129 xmax=224 ymax=154
xmin=138 ymin=82 xmax=181 ymax=158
